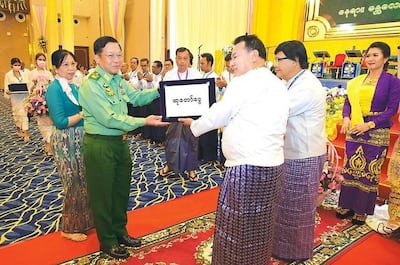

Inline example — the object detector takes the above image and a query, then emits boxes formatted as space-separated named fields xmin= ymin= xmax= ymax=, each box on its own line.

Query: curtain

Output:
xmin=108 ymin=0 xmax=127 ymax=43
xmin=168 ymin=0 xmax=249 ymax=75
xmin=150 ymin=0 xmax=165 ymax=63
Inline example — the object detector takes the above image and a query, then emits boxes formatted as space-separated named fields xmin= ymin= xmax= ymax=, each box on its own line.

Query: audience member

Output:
xmin=46 ymin=49 xmax=93 ymax=242
xmin=198 ymin=52 xmax=219 ymax=162
xmin=179 ymin=34 xmax=289 ymax=264
xmin=271 ymin=40 xmax=326 ymax=262
xmin=336 ymin=41 xmax=400 ymax=225
xmin=162 ymin=58 xmax=174 ymax=79
xmin=146 ymin=60 xmax=165 ymax=145
xmin=78 ymin=36 xmax=168 ymax=259
xmin=215 ymin=53 xmax=233 ymax=100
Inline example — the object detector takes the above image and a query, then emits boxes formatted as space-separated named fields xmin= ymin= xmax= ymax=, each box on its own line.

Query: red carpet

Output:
xmin=0 ymin=188 xmax=220 ymax=265
xmin=0 ymin=187 xmax=399 ymax=265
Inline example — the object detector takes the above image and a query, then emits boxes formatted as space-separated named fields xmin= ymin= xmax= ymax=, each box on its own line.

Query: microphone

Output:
xmin=198 ymin=44 xmax=203 ymax=49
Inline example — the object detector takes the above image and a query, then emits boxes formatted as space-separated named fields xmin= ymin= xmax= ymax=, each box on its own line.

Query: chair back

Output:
xmin=333 ymin=54 xmax=346 ymax=67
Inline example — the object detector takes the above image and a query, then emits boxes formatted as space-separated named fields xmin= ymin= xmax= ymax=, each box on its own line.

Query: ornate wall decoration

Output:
xmin=0 ymin=0 xmax=30 ymax=14
xmin=304 ymin=0 xmax=400 ymax=40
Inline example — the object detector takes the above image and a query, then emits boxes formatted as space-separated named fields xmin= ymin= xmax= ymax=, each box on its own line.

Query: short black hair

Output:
xmin=274 ymin=40 xmax=309 ymax=69
xmin=93 ymin=36 xmax=121 ymax=55
xmin=51 ymin=49 xmax=76 ymax=69
xmin=176 ymin=47 xmax=193 ymax=65
xmin=233 ymin=34 xmax=266 ymax=60
xmin=201 ymin=53 xmax=214 ymax=66
xmin=165 ymin=58 xmax=174 ymax=66
xmin=153 ymin=60 xmax=163 ymax=68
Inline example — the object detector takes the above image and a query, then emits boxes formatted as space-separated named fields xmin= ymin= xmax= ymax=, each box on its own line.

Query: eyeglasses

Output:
xmin=274 ymin=57 xmax=289 ymax=63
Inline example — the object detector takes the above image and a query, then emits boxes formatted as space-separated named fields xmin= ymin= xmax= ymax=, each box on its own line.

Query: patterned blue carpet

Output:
xmin=0 ymin=94 xmax=224 ymax=246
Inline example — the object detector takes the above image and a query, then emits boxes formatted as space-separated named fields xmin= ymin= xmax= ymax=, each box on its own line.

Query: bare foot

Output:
xmin=61 ymin=232 xmax=87 ymax=241
xmin=159 ymin=165 xmax=170 ymax=177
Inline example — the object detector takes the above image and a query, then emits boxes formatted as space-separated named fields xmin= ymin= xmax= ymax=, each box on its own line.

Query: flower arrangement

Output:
xmin=317 ymin=142 xmax=344 ymax=205
xmin=222 ymin=44 xmax=233 ymax=57
xmin=25 ymin=77 xmax=50 ymax=116
xmin=325 ymin=86 xmax=346 ymax=141
xmin=319 ymin=160 xmax=344 ymax=194
xmin=26 ymin=91 xmax=48 ymax=116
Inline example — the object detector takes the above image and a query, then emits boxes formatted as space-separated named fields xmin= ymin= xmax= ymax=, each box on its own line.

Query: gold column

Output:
xmin=45 ymin=0 xmax=59 ymax=58
xmin=61 ymin=0 xmax=74 ymax=52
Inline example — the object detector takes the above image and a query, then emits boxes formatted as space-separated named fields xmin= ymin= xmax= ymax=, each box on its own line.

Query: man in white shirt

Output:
xmin=160 ymin=47 xmax=202 ymax=181
xmin=198 ymin=52 xmax=219 ymax=162
xmin=272 ymin=40 xmax=326 ymax=263
xmin=137 ymin=58 xmax=153 ymax=90
xmin=127 ymin=57 xmax=141 ymax=136
xmin=215 ymin=53 xmax=233 ymax=100
xmin=179 ymin=34 xmax=289 ymax=265
xmin=127 ymin=57 xmax=140 ymax=88
xmin=162 ymin=58 xmax=174 ymax=80
xmin=144 ymin=60 xmax=165 ymax=143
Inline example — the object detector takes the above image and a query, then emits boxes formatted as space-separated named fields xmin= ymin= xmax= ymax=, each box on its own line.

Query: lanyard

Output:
xmin=178 ymin=70 xmax=188 ymax=80
xmin=287 ymin=70 xmax=305 ymax=90
xmin=203 ymin=71 xmax=214 ymax=78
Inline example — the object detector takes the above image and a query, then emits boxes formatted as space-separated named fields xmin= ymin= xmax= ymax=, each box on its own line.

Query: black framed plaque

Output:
xmin=159 ymin=78 xmax=216 ymax=122
xmin=8 ymin=83 xmax=28 ymax=93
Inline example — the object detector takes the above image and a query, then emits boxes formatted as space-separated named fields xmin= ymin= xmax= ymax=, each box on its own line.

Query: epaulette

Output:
xmin=89 ymin=71 xmax=101 ymax=80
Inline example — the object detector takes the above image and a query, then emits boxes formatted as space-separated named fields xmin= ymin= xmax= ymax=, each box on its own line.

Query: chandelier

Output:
xmin=0 ymin=0 xmax=29 ymax=13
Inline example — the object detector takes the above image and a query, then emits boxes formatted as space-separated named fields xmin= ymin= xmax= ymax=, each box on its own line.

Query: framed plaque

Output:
xmin=8 ymin=83 xmax=28 ymax=93
xmin=159 ymin=78 xmax=216 ymax=122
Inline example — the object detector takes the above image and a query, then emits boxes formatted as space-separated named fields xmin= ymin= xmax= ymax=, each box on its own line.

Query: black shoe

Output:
xmin=336 ymin=209 xmax=354 ymax=219
xmin=100 ymin=244 xmax=130 ymax=259
xmin=118 ymin=235 xmax=142 ymax=247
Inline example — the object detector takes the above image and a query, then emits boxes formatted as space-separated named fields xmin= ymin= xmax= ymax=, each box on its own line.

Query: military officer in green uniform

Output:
xmin=79 ymin=36 xmax=168 ymax=259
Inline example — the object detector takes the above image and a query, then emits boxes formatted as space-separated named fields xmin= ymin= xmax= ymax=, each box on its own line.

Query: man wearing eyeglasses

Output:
xmin=79 ymin=36 xmax=169 ymax=260
xmin=272 ymin=40 xmax=326 ymax=263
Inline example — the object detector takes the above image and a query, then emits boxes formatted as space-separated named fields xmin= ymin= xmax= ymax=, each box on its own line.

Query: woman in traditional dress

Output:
xmin=4 ymin=57 xmax=31 ymax=141
xmin=29 ymin=53 xmax=54 ymax=155
xmin=377 ymin=126 xmax=400 ymax=237
xmin=271 ymin=40 xmax=326 ymax=262
xmin=336 ymin=42 xmax=400 ymax=225
xmin=46 ymin=49 xmax=93 ymax=241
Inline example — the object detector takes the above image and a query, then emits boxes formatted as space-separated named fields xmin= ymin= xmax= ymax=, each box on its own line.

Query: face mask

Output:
xmin=12 ymin=65 xmax=21 ymax=71
xmin=37 ymin=60 xmax=46 ymax=68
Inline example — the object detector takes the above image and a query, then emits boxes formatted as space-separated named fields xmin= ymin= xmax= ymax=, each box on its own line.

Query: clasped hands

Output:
xmin=340 ymin=117 xmax=370 ymax=136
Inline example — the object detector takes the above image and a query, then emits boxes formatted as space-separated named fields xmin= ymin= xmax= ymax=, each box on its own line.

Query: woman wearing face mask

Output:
xmin=4 ymin=57 xmax=31 ymax=141
xmin=28 ymin=53 xmax=54 ymax=155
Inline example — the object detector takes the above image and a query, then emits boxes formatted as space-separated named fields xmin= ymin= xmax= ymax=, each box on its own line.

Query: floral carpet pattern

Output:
xmin=0 ymin=95 xmax=224 ymax=246
xmin=59 ymin=207 xmax=372 ymax=265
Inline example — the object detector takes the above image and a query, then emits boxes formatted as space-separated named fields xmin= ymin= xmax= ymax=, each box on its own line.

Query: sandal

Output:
xmin=351 ymin=213 xmax=367 ymax=225
xmin=377 ymin=223 xmax=399 ymax=235
xmin=159 ymin=166 xmax=170 ymax=177
xmin=188 ymin=171 xmax=199 ymax=182
xmin=61 ymin=232 xmax=87 ymax=242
